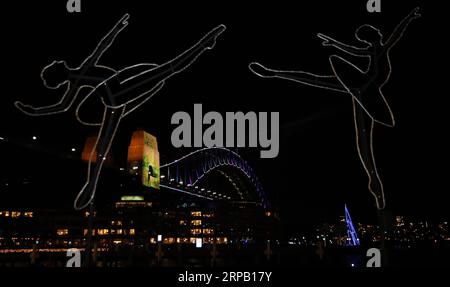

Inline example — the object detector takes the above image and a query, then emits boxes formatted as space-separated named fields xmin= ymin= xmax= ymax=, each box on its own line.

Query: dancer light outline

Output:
xmin=249 ymin=8 xmax=420 ymax=209
xmin=15 ymin=14 xmax=226 ymax=210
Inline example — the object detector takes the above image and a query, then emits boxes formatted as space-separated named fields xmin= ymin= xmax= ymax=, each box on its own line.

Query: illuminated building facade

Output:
xmin=0 ymin=191 xmax=279 ymax=266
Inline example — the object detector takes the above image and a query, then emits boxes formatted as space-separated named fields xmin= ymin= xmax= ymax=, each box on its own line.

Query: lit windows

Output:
xmin=84 ymin=211 xmax=97 ymax=217
xmin=83 ymin=229 xmax=95 ymax=236
xmin=163 ymin=237 xmax=175 ymax=244
xmin=191 ymin=220 xmax=202 ymax=226
xmin=216 ymin=237 xmax=228 ymax=244
xmin=0 ymin=211 xmax=34 ymax=218
xmin=202 ymin=228 xmax=214 ymax=235
xmin=97 ymin=229 xmax=109 ymax=236
xmin=115 ymin=201 xmax=152 ymax=208
xmin=56 ymin=229 xmax=69 ymax=236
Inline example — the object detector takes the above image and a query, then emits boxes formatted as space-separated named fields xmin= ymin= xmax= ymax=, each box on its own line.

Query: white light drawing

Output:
xmin=15 ymin=13 xmax=226 ymax=210
xmin=249 ymin=8 xmax=420 ymax=209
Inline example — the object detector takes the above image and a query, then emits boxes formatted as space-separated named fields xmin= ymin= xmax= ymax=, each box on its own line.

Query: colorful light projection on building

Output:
xmin=127 ymin=130 xmax=160 ymax=189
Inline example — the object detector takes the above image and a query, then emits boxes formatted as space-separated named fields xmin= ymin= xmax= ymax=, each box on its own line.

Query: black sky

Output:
xmin=1 ymin=1 xmax=448 ymax=227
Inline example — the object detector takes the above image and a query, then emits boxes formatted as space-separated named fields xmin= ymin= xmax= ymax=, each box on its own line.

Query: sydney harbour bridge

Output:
xmin=158 ymin=147 xmax=269 ymax=209
xmin=79 ymin=130 xmax=270 ymax=210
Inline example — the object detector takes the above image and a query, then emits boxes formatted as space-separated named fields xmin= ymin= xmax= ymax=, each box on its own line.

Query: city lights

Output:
xmin=0 ymin=4 xmax=443 ymax=272
xmin=195 ymin=238 xmax=202 ymax=248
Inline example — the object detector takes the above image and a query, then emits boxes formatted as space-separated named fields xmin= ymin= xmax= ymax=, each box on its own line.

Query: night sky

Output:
xmin=0 ymin=1 xmax=447 ymax=230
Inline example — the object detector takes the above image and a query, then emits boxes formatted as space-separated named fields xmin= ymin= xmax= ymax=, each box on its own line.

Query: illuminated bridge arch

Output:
xmin=160 ymin=148 xmax=268 ymax=208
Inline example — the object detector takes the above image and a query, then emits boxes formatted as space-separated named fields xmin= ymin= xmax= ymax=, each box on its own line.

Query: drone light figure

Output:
xmin=15 ymin=14 xmax=226 ymax=210
xmin=249 ymin=8 xmax=420 ymax=209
